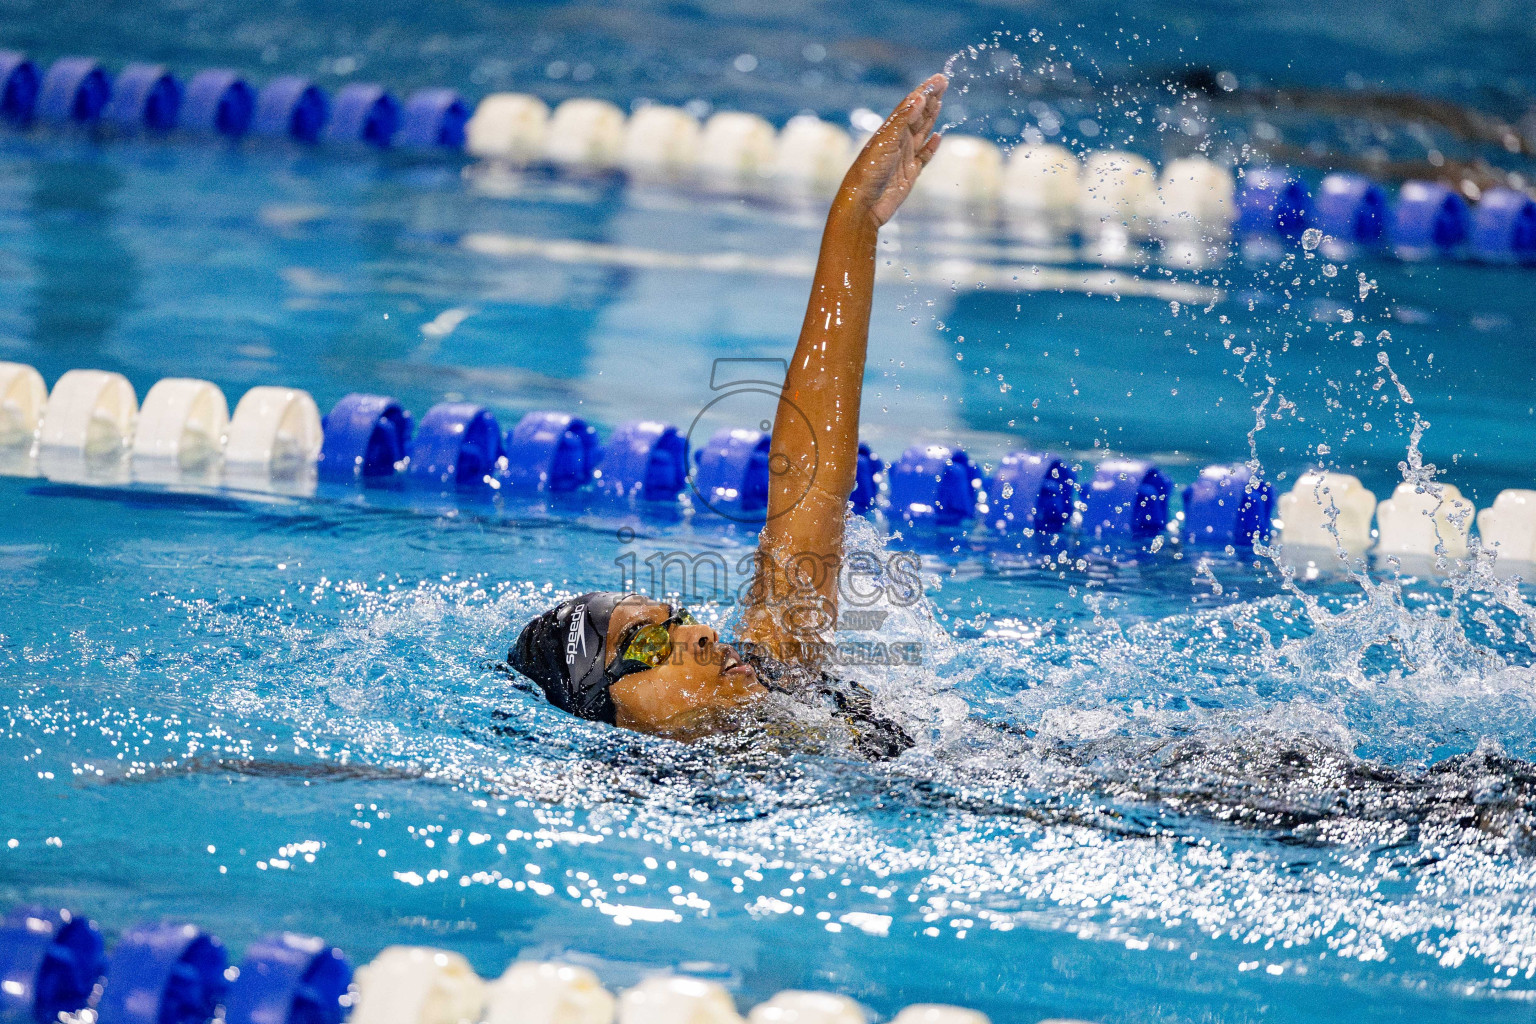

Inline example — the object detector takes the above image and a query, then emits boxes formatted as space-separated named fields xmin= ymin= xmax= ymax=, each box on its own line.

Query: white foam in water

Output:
xmin=224 ymin=385 xmax=322 ymax=475
xmin=485 ymin=962 xmax=615 ymax=1024
xmin=747 ymin=991 xmax=867 ymax=1024
xmin=1375 ymin=481 xmax=1475 ymax=560
xmin=1001 ymin=143 xmax=1080 ymax=214
xmin=38 ymin=368 xmax=138 ymax=457
xmin=696 ymin=111 xmax=778 ymax=184
xmin=131 ymin=377 xmax=229 ymax=471
xmin=1476 ymin=489 xmax=1536 ymax=565
xmin=889 ymin=1006 xmax=989 ymax=1024
xmin=1154 ymin=155 xmax=1234 ymax=237
xmin=912 ymin=135 xmax=1002 ymax=208
xmin=620 ymin=105 xmax=702 ymax=176
xmin=543 ymin=99 xmax=627 ymax=169
xmin=1277 ymin=471 xmax=1378 ymax=553
xmin=618 ymin=977 xmax=744 ymax=1024
xmin=351 ymin=947 xmax=486 ymax=1024
xmin=466 ymin=93 xmax=551 ymax=162
xmin=773 ymin=115 xmax=854 ymax=193
xmin=1078 ymin=150 xmax=1157 ymax=235
xmin=0 ymin=361 xmax=46 ymax=446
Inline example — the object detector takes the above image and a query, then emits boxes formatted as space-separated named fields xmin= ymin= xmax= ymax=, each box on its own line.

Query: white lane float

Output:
xmin=1001 ymin=143 xmax=1080 ymax=215
xmin=39 ymin=368 xmax=137 ymax=456
xmin=889 ymin=1006 xmax=990 ymax=1024
xmin=1374 ymin=480 xmax=1475 ymax=559
xmin=131 ymin=377 xmax=229 ymax=472
xmin=618 ymin=976 xmax=744 ymax=1024
xmin=913 ymin=135 xmax=1003 ymax=208
xmin=620 ymin=104 xmax=702 ymax=177
xmin=543 ymin=99 xmax=626 ymax=169
xmin=224 ymin=385 xmax=323 ymax=479
xmin=747 ymin=991 xmax=867 ymax=1024
xmin=1155 ymin=155 xmax=1235 ymax=237
xmin=1276 ymin=470 xmax=1377 ymax=553
xmin=351 ymin=946 xmax=487 ymax=1024
xmin=0 ymin=361 xmax=47 ymax=447
xmin=1477 ymin=489 xmax=1536 ymax=565
xmin=466 ymin=93 xmax=551 ymax=162
xmin=1079 ymin=150 xmax=1157 ymax=234
xmin=484 ymin=962 xmax=616 ymax=1024
xmin=696 ymin=112 xmax=778 ymax=186
xmin=773 ymin=115 xmax=854 ymax=193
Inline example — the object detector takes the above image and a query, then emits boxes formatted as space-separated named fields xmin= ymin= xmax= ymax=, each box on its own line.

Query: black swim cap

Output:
xmin=510 ymin=591 xmax=631 ymax=723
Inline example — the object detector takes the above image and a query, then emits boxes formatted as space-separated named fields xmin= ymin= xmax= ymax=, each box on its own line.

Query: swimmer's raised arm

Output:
xmin=739 ymin=74 xmax=946 ymax=659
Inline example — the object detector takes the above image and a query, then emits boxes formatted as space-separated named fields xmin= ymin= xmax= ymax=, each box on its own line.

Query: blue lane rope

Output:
xmin=0 ymin=52 xmax=40 ymax=126
xmin=1082 ymin=459 xmax=1171 ymax=539
xmin=96 ymin=923 xmax=227 ymax=1024
xmin=182 ymin=70 xmax=255 ymax=138
xmin=1313 ymin=173 xmax=1386 ymax=244
xmin=1 ymin=909 xmax=354 ymax=1024
xmin=0 ymin=49 xmax=1524 ymax=267
xmin=325 ymin=83 xmax=399 ymax=148
xmin=105 ymin=63 xmax=181 ymax=134
xmin=0 ymin=907 xmax=105 ymax=1024
xmin=224 ymin=934 xmax=351 ymax=1024
xmin=37 ymin=56 xmax=110 ymax=125
xmin=253 ymin=76 xmax=330 ymax=143
xmin=0 ymin=367 xmax=1290 ymax=551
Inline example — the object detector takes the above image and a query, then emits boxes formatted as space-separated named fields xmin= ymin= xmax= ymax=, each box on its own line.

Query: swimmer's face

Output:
xmin=604 ymin=597 xmax=766 ymax=735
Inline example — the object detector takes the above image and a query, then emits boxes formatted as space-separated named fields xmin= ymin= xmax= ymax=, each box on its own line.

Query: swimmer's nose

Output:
xmin=672 ymin=623 xmax=718 ymax=663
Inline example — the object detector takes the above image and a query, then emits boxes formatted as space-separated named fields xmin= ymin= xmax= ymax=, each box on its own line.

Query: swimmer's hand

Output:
xmin=839 ymin=73 xmax=947 ymax=229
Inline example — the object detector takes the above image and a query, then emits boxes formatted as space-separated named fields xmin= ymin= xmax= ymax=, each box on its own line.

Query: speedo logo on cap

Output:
xmin=565 ymin=603 xmax=588 ymax=665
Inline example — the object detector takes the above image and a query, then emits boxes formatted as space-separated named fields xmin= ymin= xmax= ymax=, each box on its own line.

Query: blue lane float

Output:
xmin=253 ymin=76 xmax=328 ymax=143
xmin=181 ymin=69 xmax=255 ymax=138
xmin=105 ymin=63 xmax=181 ymax=134
xmin=984 ymin=450 xmax=1075 ymax=536
xmin=1390 ymin=180 xmax=1470 ymax=251
xmin=0 ymin=908 xmax=105 ymax=1024
xmin=37 ymin=57 xmax=110 ymax=126
xmin=503 ymin=411 xmax=599 ymax=492
xmin=318 ymin=393 xmax=413 ymax=481
xmin=1313 ymin=173 xmax=1386 ymax=243
xmin=96 ymin=922 xmax=226 ymax=1024
xmin=325 ymin=83 xmax=400 ymax=148
xmin=1470 ymin=187 xmax=1536 ymax=264
xmin=598 ymin=420 xmax=687 ymax=501
xmin=1236 ymin=166 xmax=1310 ymax=239
xmin=887 ymin=444 xmax=981 ymax=528
xmin=1181 ymin=463 xmax=1273 ymax=549
xmin=691 ymin=427 xmax=770 ymax=520
xmin=0 ymin=52 xmax=39 ymax=126
xmin=407 ymin=402 xmax=504 ymax=488
xmin=398 ymin=88 xmax=469 ymax=150
xmin=224 ymin=933 xmax=351 ymax=1024
xmin=850 ymin=442 xmax=883 ymax=514
xmin=1083 ymin=458 xmax=1170 ymax=538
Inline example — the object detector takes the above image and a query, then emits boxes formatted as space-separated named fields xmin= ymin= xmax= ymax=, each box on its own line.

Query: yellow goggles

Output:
xmin=611 ymin=608 xmax=698 ymax=674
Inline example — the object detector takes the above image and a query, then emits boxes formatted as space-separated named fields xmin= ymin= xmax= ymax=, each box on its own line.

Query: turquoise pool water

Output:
xmin=4 ymin=2 xmax=1536 ymax=1022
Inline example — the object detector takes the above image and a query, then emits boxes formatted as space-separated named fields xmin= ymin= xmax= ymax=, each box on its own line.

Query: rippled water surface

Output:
xmin=4 ymin=2 xmax=1536 ymax=1022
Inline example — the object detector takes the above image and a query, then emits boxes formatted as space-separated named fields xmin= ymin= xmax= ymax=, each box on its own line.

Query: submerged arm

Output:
xmin=739 ymin=74 xmax=946 ymax=660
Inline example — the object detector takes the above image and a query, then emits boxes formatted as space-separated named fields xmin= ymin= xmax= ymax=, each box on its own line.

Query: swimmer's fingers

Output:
xmin=888 ymin=74 xmax=946 ymax=140
xmin=916 ymin=131 xmax=941 ymax=167
xmin=906 ymin=74 xmax=946 ymax=139
xmin=842 ymin=72 xmax=946 ymax=227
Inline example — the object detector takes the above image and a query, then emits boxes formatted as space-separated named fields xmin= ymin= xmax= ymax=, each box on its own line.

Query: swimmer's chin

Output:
xmin=632 ymin=693 xmax=766 ymax=744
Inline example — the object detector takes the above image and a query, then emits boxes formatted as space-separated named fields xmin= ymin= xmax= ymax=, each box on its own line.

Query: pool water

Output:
xmin=4 ymin=2 xmax=1536 ymax=1023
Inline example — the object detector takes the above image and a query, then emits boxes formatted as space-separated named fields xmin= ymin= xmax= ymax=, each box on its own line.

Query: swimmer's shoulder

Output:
xmin=741 ymin=646 xmax=914 ymax=761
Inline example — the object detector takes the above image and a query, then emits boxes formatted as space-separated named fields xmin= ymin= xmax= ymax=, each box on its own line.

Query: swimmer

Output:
xmin=508 ymin=74 xmax=948 ymax=758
